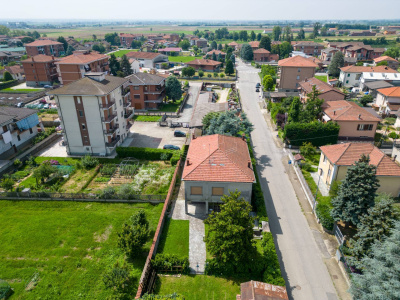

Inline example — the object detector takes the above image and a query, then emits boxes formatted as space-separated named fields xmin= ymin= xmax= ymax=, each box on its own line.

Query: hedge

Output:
xmin=116 ymin=146 xmax=181 ymax=165
xmin=315 ymin=203 xmax=334 ymax=231
xmin=0 ymin=79 xmax=18 ymax=90
xmin=284 ymin=121 xmax=340 ymax=147
xmin=151 ymin=253 xmax=189 ymax=274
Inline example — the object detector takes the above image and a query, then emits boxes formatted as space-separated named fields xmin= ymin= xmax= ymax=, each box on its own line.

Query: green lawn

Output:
xmin=168 ymin=56 xmax=202 ymax=63
xmin=0 ymin=88 xmax=42 ymax=93
xmin=314 ymin=75 xmax=327 ymax=83
xmin=155 ymin=275 xmax=241 ymax=300
xmin=155 ymin=97 xmax=184 ymax=112
xmin=301 ymin=169 xmax=332 ymax=207
xmin=133 ymin=115 xmax=161 ymax=122
xmin=0 ymin=201 xmax=163 ymax=299
xmin=158 ymin=218 xmax=189 ymax=258
xmin=107 ymin=49 xmax=138 ymax=57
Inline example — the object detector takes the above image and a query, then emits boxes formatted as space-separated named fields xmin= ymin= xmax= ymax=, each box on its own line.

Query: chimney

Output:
xmin=334 ymin=110 xmax=336 ymax=115
xmin=248 ymin=161 xmax=252 ymax=168
xmin=358 ymin=114 xmax=361 ymax=119
xmin=192 ymin=133 xmax=196 ymax=140
xmin=186 ymin=159 xmax=190 ymax=166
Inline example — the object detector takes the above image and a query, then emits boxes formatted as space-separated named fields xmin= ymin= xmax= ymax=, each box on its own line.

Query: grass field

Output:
xmin=315 ymin=75 xmax=328 ymax=83
xmin=158 ymin=218 xmax=189 ymax=259
xmin=168 ymin=56 xmax=202 ymax=63
xmin=0 ymin=200 xmax=163 ymax=299
xmin=155 ymin=275 xmax=241 ymax=300
xmin=108 ymin=49 xmax=138 ymax=57
xmin=133 ymin=115 xmax=161 ymax=122
xmin=0 ymin=88 xmax=42 ymax=93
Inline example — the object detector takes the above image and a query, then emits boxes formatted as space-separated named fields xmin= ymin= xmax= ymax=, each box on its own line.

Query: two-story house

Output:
xmin=25 ymin=40 xmax=65 ymax=57
xmin=339 ymin=65 xmax=398 ymax=88
xmin=49 ymin=73 xmax=133 ymax=156
xmin=125 ymin=72 xmax=166 ymax=110
xmin=293 ymin=41 xmax=324 ymax=56
xmin=126 ymin=52 xmax=168 ymax=69
xmin=374 ymin=86 xmax=400 ymax=115
xmin=373 ymin=56 xmax=400 ymax=70
xmin=22 ymin=55 xmax=58 ymax=87
xmin=299 ymin=77 xmax=345 ymax=102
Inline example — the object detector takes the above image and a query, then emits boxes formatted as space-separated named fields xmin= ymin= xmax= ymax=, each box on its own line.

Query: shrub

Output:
xmin=248 ymin=142 xmax=267 ymax=218
xmin=262 ymin=232 xmax=285 ymax=286
xmin=316 ymin=203 xmax=334 ymax=231
xmin=118 ymin=210 xmax=149 ymax=257
xmin=284 ymin=122 xmax=340 ymax=147
xmin=160 ymin=152 xmax=169 ymax=161
xmin=299 ymin=142 xmax=317 ymax=157
xmin=116 ymin=146 xmax=181 ymax=166
xmin=81 ymin=155 xmax=99 ymax=169
xmin=98 ymin=186 xmax=116 ymax=199
xmin=13 ymin=158 xmax=22 ymax=168
xmin=152 ymin=254 xmax=189 ymax=274
xmin=140 ymin=293 xmax=185 ymax=300
xmin=1 ymin=176 xmax=14 ymax=191
xmin=102 ymin=261 xmax=131 ymax=296
xmin=300 ymin=162 xmax=314 ymax=172
xmin=329 ymin=180 xmax=341 ymax=198
xmin=388 ymin=132 xmax=399 ymax=139
xmin=94 ymin=176 xmax=111 ymax=182
xmin=384 ymin=117 xmax=396 ymax=125
xmin=100 ymin=164 xmax=116 ymax=176
xmin=11 ymin=170 xmax=30 ymax=181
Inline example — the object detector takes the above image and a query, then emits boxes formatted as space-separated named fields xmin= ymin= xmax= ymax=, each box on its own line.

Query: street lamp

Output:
xmin=313 ymin=167 xmax=323 ymax=212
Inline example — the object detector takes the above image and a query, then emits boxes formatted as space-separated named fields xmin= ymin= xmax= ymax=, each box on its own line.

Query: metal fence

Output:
xmin=334 ymin=223 xmax=345 ymax=246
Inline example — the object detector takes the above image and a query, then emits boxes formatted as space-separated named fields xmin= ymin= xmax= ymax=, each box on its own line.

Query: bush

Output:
xmin=152 ymin=254 xmax=189 ymax=274
xmin=329 ymin=180 xmax=341 ymax=198
xmin=13 ymin=158 xmax=22 ymax=168
xmin=315 ymin=203 xmax=334 ymax=231
xmin=388 ymin=132 xmax=399 ymax=139
xmin=100 ymin=164 xmax=116 ymax=176
xmin=118 ymin=210 xmax=149 ymax=257
xmin=284 ymin=122 xmax=340 ymax=147
xmin=102 ymin=261 xmax=131 ymax=296
xmin=140 ymin=293 xmax=185 ymax=300
xmin=1 ymin=176 xmax=14 ymax=191
xmin=299 ymin=142 xmax=317 ymax=157
xmin=81 ymin=155 xmax=99 ymax=169
xmin=11 ymin=170 xmax=30 ymax=181
xmin=262 ymin=232 xmax=286 ymax=286
xmin=98 ymin=186 xmax=116 ymax=199
xmin=384 ymin=117 xmax=396 ymax=125
xmin=116 ymin=146 xmax=181 ymax=166
xmin=94 ymin=176 xmax=111 ymax=182
xmin=300 ymin=162 xmax=314 ymax=172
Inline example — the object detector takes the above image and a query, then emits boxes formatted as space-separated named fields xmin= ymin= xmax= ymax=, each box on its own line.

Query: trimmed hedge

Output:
xmin=315 ymin=203 xmax=334 ymax=231
xmin=0 ymin=79 xmax=18 ymax=90
xmin=152 ymin=253 xmax=189 ymax=274
xmin=116 ymin=146 xmax=181 ymax=166
xmin=284 ymin=121 xmax=340 ymax=147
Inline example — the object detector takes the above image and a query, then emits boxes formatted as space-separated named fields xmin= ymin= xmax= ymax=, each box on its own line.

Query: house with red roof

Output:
xmin=318 ymin=143 xmax=400 ymax=196
xmin=158 ymin=47 xmax=182 ymax=56
xmin=126 ymin=51 xmax=168 ymax=69
xmin=186 ymin=59 xmax=222 ymax=72
xmin=205 ymin=49 xmax=226 ymax=60
xmin=299 ymin=77 xmax=345 ymax=102
xmin=321 ymin=100 xmax=380 ymax=141
xmin=248 ymin=41 xmax=260 ymax=51
xmin=25 ymin=40 xmax=65 ymax=57
xmin=182 ymin=134 xmax=255 ymax=212
xmin=277 ymin=56 xmax=318 ymax=91
xmin=253 ymin=48 xmax=279 ymax=63
xmin=373 ymin=55 xmax=400 ymax=70
xmin=338 ymin=65 xmax=398 ymax=88
xmin=375 ymin=86 xmax=400 ymax=115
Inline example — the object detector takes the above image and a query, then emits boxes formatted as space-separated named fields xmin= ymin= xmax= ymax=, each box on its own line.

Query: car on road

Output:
xmin=163 ymin=145 xmax=180 ymax=150
xmin=256 ymin=83 xmax=260 ymax=88
xmin=256 ymin=88 xmax=260 ymax=92
xmin=174 ymin=130 xmax=186 ymax=137
xmin=16 ymin=102 xmax=24 ymax=108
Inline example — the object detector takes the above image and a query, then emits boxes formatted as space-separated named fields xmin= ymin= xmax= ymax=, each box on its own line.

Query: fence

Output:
xmin=135 ymin=158 xmax=184 ymax=299
xmin=176 ymin=92 xmax=190 ymax=114
xmin=333 ymin=223 xmax=345 ymax=246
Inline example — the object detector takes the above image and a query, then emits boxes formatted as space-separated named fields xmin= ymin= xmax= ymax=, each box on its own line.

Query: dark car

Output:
xmin=163 ymin=145 xmax=180 ymax=150
xmin=174 ymin=130 xmax=186 ymax=137
xmin=256 ymin=88 xmax=260 ymax=92
xmin=256 ymin=83 xmax=261 ymax=88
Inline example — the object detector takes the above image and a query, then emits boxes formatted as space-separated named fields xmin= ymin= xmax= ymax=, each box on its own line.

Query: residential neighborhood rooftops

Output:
xmin=125 ymin=72 xmax=166 ymax=85
xmin=320 ymin=143 xmax=400 ymax=176
xmin=55 ymin=51 xmax=107 ymax=65
xmin=377 ymin=86 xmax=400 ymax=97
xmin=363 ymin=80 xmax=394 ymax=90
xmin=299 ymin=77 xmax=344 ymax=95
xmin=0 ymin=107 xmax=37 ymax=125
xmin=322 ymin=100 xmax=380 ymax=122
xmin=248 ymin=41 xmax=260 ymax=47
xmin=48 ymin=74 xmax=128 ymax=96
xmin=22 ymin=54 xmax=55 ymax=63
xmin=340 ymin=65 xmax=398 ymax=73
xmin=182 ymin=134 xmax=255 ymax=183
xmin=374 ymin=55 xmax=399 ymax=63
xmin=278 ymin=55 xmax=318 ymax=67
xmin=186 ymin=59 xmax=222 ymax=66
xmin=206 ymin=49 xmax=225 ymax=56
xmin=253 ymin=48 xmax=271 ymax=54
xmin=126 ymin=51 xmax=163 ymax=59
xmin=25 ymin=40 xmax=63 ymax=46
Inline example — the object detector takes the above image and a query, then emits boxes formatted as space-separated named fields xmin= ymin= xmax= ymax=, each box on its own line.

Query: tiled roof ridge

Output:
xmin=184 ymin=145 xmax=220 ymax=179
xmin=335 ymin=143 xmax=352 ymax=164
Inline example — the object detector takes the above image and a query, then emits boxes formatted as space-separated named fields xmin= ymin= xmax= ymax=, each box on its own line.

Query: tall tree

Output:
xmin=297 ymin=29 xmax=305 ymax=40
xmin=217 ymin=43 xmax=222 ymax=51
xmin=272 ymin=26 xmax=282 ymax=41
xmin=118 ymin=210 xmax=149 ymax=257
xmin=165 ymin=76 xmax=182 ymax=101
xmin=279 ymin=41 xmax=292 ymax=59
xmin=259 ymin=36 xmax=271 ymax=51
xmin=240 ymin=43 xmax=253 ymax=61
xmin=211 ymin=41 xmax=217 ymax=50
xmin=262 ymin=75 xmax=274 ymax=91
xmin=287 ymin=97 xmax=301 ymax=123
xmin=204 ymin=191 xmax=256 ymax=272
xmin=271 ymin=44 xmax=280 ymax=56
xmin=384 ymin=47 xmax=400 ymax=59
xmin=256 ymin=33 xmax=262 ymax=41
xmin=313 ymin=22 xmax=321 ymax=37
xmin=3 ymin=71 xmax=13 ymax=81
xmin=239 ymin=30 xmax=248 ymax=41
xmin=350 ymin=220 xmax=400 ymax=300
xmin=350 ymin=195 xmax=398 ymax=264
xmin=328 ymin=51 xmax=344 ymax=77
xmin=205 ymin=110 xmax=253 ymax=136
xmin=233 ymin=32 xmax=239 ymax=41
xmin=66 ymin=45 xmax=75 ymax=56
xmin=250 ymin=31 xmax=256 ymax=41
xmin=283 ymin=25 xmax=292 ymax=42
xmin=57 ymin=36 xmax=68 ymax=51
xmin=331 ymin=155 xmax=380 ymax=226
xmin=108 ymin=54 xmax=120 ymax=76
xmin=120 ymin=54 xmax=133 ymax=77
xmin=225 ymin=60 xmax=234 ymax=75
xmin=212 ymin=52 xmax=217 ymax=61
xmin=178 ymin=39 xmax=190 ymax=50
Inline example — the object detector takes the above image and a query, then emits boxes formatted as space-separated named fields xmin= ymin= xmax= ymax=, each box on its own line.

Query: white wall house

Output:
xmin=374 ymin=86 xmax=400 ymax=115
xmin=0 ymin=107 xmax=40 ymax=159
xmin=360 ymin=72 xmax=400 ymax=90
xmin=49 ymin=73 xmax=134 ymax=156
xmin=339 ymin=65 xmax=399 ymax=88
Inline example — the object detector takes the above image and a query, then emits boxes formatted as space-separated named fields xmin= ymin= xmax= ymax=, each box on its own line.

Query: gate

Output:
xmin=334 ymin=223 xmax=344 ymax=246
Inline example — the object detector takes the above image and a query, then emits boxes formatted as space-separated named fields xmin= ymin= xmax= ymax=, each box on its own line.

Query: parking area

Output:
xmin=127 ymin=121 xmax=188 ymax=149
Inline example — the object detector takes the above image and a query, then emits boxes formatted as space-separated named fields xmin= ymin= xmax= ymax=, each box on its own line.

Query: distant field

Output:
xmin=168 ymin=56 xmax=202 ymax=63
xmin=107 ymin=49 xmax=138 ymax=57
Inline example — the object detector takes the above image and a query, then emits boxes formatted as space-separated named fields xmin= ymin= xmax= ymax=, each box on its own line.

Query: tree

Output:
xmin=331 ymin=155 xmax=380 ymax=226
xmin=262 ymin=75 xmax=274 ymax=91
xmin=0 ymin=176 xmax=14 ymax=191
xmin=320 ymin=27 xmax=328 ymax=36
xmin=297 ymin=29 xmax=305 ymax=40
xmin=57 ymin=36 xmax=68 ymax=51
xmin=272 ymin=26 xmax=282 ymax=41
xmin=299 ymin=142 xmax=317 ymax=157
xmin=239 ymin=30 xmax=248 ymax=41
xmin=250 ymin=31 xmax=256 ymax=41
xmin=21 ymin=36 xmax=34 ymax=43
xmin=3 ymin=71 xmax=13 ymax=81
xmin=108 ymin=54 xmax=120 ymax=76
xmin=197 ymin=70 xmax=204 ymax=78
xmin=257 ymin=33 xmax=262 ymax=41
xmin=118 ymin=210 xmax=149 ymax=257
xmin=230 ymin=54 xmax=235 ymax=64
xmin=350 ymin=194 xmax=398 ymax=264
xmin=233 ymin=32 xmax=239 ymax=41
xmin=217 ymin=43 xmax=222 ymax=51
xmin=92 ymin=44 xmax=105 ymax=53
xmin=105 ymin=32 xmax=120 ymax=46
xmin=328 ymin=51 xmax=344 ymax=77
xmin=66 ymin=45 xmax=75 ymax=56
xmin=165 ymin=76 xmax=183 ymax=101
xmin=225 ymin=60 xmax=234 ymax=75
xmin=313 ymin=22 xmax=321 ymax=37
xmin=271 ymin=44 xmax=280 ymax=56
xmin=279 ymin=41 xmax=292 ymax=59
xmin=217 ymin=53 xmax=222 ymax=62
xmin=102 ymin=261 xmax=131 ymax=298
xmin=32 ymin=162 xmax=57 ymax=185
xmin=120 ymin=54 xmax=133 ymax=77
xmin=204 ymin=191 xmax=256 ymax=272
xmin=202 ymin=112 xmax=221 ymax=131
xmin=350 ymin=220 xmax=400 ymax=300
xmin=240 ymin=43 xmax=253 ymax=61
xmin=283 ymin=25 xmax=292 ymax=42
xmin=287 ymin=96 xmax=301 ymax=123
xmin=259 ymin=36 xmax=271 ymax=51
xmin=92 ymin=34 xmax=97 ymax=41
xmin=178 ymin=39 xmax=190 ymax=50
xmin=219 ymin=73 xmax=225 ymax=78
xmin=131 ymin=40 xmax=142 ymax=49
xmin=360 ymin=94 xmax=374 ymax=107
xmin=181 ymin=66 xmax=195 ymax=77
xmin=212 ymin=52 xmax=217 ymax=61
xmin=211 ymin=41 xmax=217 ymax=50
xmin=376 ymin=61 xmax=388 ymax=66
xmin=384 ymin=47 xmax=400 ymax=59
xmin=205 ymin=110 xmax=253 ymax=136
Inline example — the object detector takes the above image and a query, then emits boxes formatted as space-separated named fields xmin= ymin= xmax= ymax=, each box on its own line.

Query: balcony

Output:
xmin=99 ymin=99 xmax=115 ymax=109
xmin=105 ymin=135 xmax=120 ymax=148
xmin=124 ymin=110 xmax=134 ymax=119
xmin=103 ymin=124 xmax=119 ymax=135
xmin=123 ymin=101 xmax=131 ymax=108
xmin=101 ymin=112 xmax=117 ymax=123
xmin=126 ymin=122 xmax=133 ymax=130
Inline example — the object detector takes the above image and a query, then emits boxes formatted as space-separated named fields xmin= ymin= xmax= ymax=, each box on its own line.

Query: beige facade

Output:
xmin=336 ymin=120 xmax=378 ymax=139
xmin=279 ymin=66 xmax=315 ymax=91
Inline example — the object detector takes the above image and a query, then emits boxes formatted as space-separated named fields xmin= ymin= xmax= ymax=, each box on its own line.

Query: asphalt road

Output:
xmin=237 ymin=60 xmax=339 ymax=300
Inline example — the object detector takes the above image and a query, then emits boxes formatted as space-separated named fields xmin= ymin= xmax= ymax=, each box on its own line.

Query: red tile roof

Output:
xmin=5 ymin=65 xmax=24 ymax=74
xmin=55 ymin=52 xmax=108 ymax=65
xmin=158 ymin=47 xmax=182 ymax=52
xmin=228 ymin=41 xmax=239 ymax=46
xmin=377 ymin=86 xmax=400 ymax=97
xmin=182 ymin=134 xmax=255 ymax=183
xmin=22 ymin=54 xmax=56 ymax=63
xmin=253 ymin=48 xmax=270 ymax=54
xmin=186 ymin=59 xmax=222 ymax=67
xmin=25 ymin=40 xmax=63 ymax=46
xmin=320 ymin=143 xmax=400 ymax=176
xmin=323 ymin=100 xmax=380 ymax=122
xmin=126 ymin=51 xmax=163 ymax=59
xmin=278 ymin=55 xmax=318 ymax=67
xmin=299 ymin=77 xmax=344 ymax=95
xmin=374 ymin=55 xmax=399 ymax=63
xmin=340 ymin=65 xmax=398 ymax=73
xmin=206 ymin=49 xmax=225 ymax=56
xmin=248 ymin=41 xmax=260 ymax=48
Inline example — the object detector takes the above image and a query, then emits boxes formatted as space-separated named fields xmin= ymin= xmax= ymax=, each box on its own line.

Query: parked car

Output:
xmin=43 ymin=85 xmax=52 ymax=89
xmin=163 ymin=145 xmax=180 ymax=150
xmin=39 ymin=99 xmax=47 ymax=104
xmin=43 ymin=104 xmax=50 ymax=109
xmin=256 ymin=83 xmax=260 ymax=87
xmin=256 ymin=88 xmax=260 ymax=92
xmin=174 ymin=130 xmax=186 ymax=137
xmin=16 ymin=102 xmax=24 ymax=108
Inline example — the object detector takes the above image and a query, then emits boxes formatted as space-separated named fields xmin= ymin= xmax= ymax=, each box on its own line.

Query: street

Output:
xmin=236 ymin=60 xmax=339 ymax=300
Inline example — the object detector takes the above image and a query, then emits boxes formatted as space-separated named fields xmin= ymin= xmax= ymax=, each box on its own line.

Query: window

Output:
xmin=121 ymin=111 xmax=123 ymax=117
xmin=82 ymin=123 xmax=86 ymax=130
xmin=346 ymin=80 xmax=349 ymax=84
xmin=77 ymin=97 xmax=81 ymax=104
xmin=323 ymin=155 xmax=327 ymax=163
xmin=298 ymin=68 xmax=301 ymax=72
xmin=134 ymin=86 xmax=139 ymax=90
xmin=29 ymin=128 xmax=33 ymax=134
xmin=190 ymin=186 xmax=203 ymax=195
xmin=212 ymin=187 xmax=224 ymax=196
xmin=357 ymin=124 xmax=373 ymax=131
xmin=296 ymin=75 xmax=300 ymax=80
xmin=327 ymin=169 xmax=331 ymax=177
xmin=17 ymin=134 xmax=21 ymax=141
xmin=120 ymin=99 xmax=122 ymax=106
xmin=347 ymin=74 xmax=350 ymax=77
xmin=79 ymin=110 xmax=83 ymax=117
xmin=134 ymin=95 xmax=140 ymax=99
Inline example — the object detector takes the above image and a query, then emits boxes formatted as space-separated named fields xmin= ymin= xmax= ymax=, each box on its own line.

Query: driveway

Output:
xmin=237 ymin=59 xmax=339 ymax=300
xmin=127 ymin=122 xmax=188 ymax=149
xmin=176 ymin=82 xmax=202 ymax=125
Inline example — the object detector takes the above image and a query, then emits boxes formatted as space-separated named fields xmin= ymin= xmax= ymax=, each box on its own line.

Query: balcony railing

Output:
xmin=126 ymin=122 xmax=133 ymax=130
xmin=123 ymin=101 xmax=131 ymax=108
xmin=103 ymin=124 xmax=119 ymax=135
xmin=124 ymin=110 xmax=134 ymax=119
xmin=101 ymin=112 xmax=117 ymax=123
xmin=105 ymin=135 xmax=120 ymax=148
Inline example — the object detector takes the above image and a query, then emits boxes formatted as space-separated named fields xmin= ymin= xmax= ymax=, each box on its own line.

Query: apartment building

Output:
xmin=293 ymin=41 xmax=324 ymax=56
xmin=277 ymin=56 xmax=317 ymax=92
xmin=25 ymin=40 xmax=65 ymax=57
xmin=119 ymin=33 xmax=141 ymax=48
xmin=49 ymin=73 xmax=134 ymax=156
xmin=0 ymin=107 xmax=40 ymax=159
xmin=339 ymin=65 xmax=398 ymax=87
xmin=22 ymin=55 xmax=58 ymax=87
xmin=125 ymin=72 xmax=166 ymax=110
xmin=55 ymin=50 xmax=109 ymax=85
xmin=253 ymin=48 xmax=279 ymax=63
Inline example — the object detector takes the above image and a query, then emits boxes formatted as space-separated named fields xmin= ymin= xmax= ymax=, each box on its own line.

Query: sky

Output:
xmin=2 ymin=0 xmax=400 ymax=21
